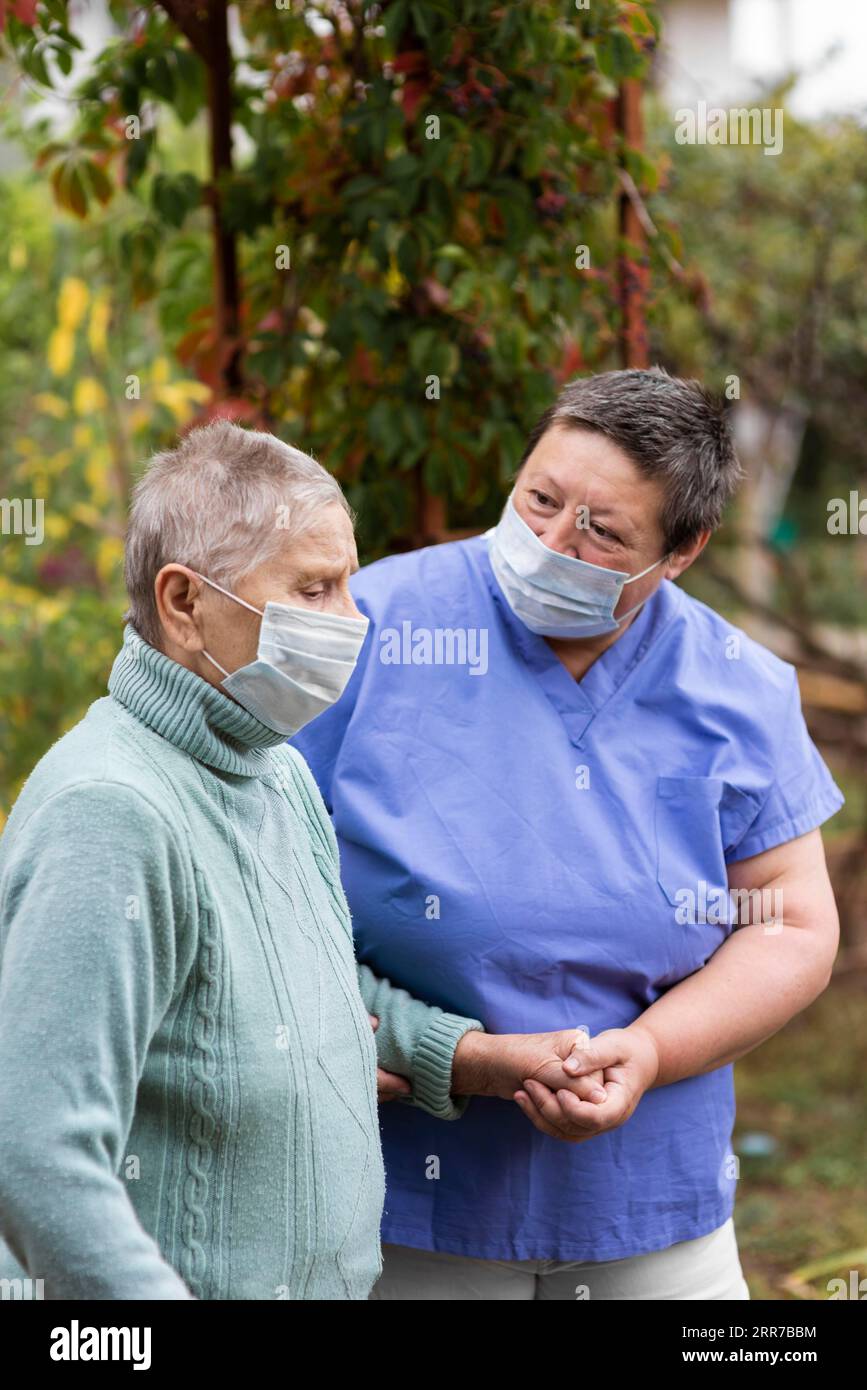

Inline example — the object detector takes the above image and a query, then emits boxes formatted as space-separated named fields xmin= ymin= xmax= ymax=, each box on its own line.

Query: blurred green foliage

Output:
xmin=736 ymin=976 xmax=867 ymax=1299
xmin=646 ymin=94 xmax=867 ymax=628
xmin=0 ymin=0 xmax=665 ymax=815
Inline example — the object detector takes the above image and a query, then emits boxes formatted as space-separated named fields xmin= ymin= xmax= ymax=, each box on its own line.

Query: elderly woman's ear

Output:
xmin=154 ymin=564 xmax=207 ymax=656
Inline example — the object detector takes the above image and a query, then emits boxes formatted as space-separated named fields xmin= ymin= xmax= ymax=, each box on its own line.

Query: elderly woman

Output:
xmin=293 ymin=368 xmax=844 ymax=1301
xmin=0 ymin=421 xmax=606 ymax=1301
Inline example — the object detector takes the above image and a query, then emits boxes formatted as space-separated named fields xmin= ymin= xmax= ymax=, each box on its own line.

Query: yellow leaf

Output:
xmin=9 ymin=240 xmax=28 ymax=271
xmin=151 ymin=356 xmax=172 ymax=386
xmin=43 ymin=448 xmax=74 ymax=476
xmin=33 ymin=392 xmax=70 ymax=419
xmin=70 ymin=501 xmax=103 ymax=528
xmin=181 ymin=379 xmax=211 ymax=402
xmin=57 ymin=276 xmax=89 ymax=330
xmin=35 ymin=597 xmax=68 ymax=624
xmin=384 ymin=254 xmax=408 ymax=297
xmin=153 ymin=380 xmax=210 ymax=422
xmin=47 ymin=327 xmax=75 ymax=377
xmin=96 ymin=536 xmax=124 ymax=583
xmin=84 ymin=452 xmax=112 ymax=506
xmin=73 ymin=376 xmax=109 ymax=415
xmin=42 ymin=513 xmax=71 ymax=541
xmin=73 ymin=423 xmax=94 ymax=449
xmin=88 ymin=292 xmax=111 ymax=361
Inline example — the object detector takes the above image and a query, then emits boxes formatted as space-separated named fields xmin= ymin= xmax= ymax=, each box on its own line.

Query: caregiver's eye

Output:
xmin=530 ymin=490 xmax=557 ymax=508
xmin=591 ymin=522 xmax=620 ymax=543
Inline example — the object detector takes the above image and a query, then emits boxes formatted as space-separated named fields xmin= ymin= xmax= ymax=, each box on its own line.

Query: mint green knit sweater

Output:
xmin=0 ymin=625 xmax=483 ymax=1300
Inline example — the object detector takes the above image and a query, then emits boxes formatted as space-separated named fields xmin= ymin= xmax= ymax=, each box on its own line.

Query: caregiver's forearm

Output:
xmin=630 ymin=921 xmax=835 ymax=1089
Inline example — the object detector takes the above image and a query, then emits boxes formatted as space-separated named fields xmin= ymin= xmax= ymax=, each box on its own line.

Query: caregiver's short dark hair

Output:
xmin=517 ymin=366 xmax=743 ymax=552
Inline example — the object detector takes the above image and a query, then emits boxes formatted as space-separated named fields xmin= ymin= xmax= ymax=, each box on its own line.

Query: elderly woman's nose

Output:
xmin=334 ymin=587 xmax=364 ymax=620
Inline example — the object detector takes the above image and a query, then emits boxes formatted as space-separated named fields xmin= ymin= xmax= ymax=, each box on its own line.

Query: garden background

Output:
xmin=0 ymin=0 xmax=865 ymax=1299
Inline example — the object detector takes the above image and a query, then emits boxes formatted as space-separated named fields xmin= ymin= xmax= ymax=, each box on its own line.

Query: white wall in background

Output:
xmin=659 ymin=0 xmax=867 ymax=121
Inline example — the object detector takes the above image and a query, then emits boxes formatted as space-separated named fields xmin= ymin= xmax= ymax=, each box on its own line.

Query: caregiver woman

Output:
xmin=293 ymin=367 xmax=844 ymax=1302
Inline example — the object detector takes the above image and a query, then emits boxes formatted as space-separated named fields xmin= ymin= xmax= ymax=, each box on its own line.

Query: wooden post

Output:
xmin=158 ymin=0 xmax=243 ymax=396
xmin=616 ymin=78 xmax=649 ymax=369
xmin=413 ymin=462 xmax=447 ymax=547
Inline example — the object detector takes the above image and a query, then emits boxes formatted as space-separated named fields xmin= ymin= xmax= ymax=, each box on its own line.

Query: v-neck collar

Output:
xmin=472 ymin=535 xmax=682 ymax=747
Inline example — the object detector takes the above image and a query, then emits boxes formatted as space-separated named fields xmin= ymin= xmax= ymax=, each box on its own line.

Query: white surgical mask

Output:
xmin=190 ymin=571 xmax=369 ymax=736
xmin=486 ymin=493 xmax=670 ymax=639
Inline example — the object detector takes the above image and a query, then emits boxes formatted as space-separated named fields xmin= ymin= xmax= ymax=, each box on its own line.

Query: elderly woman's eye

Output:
xmin=531 ymin=490 xmax=556 ymax=507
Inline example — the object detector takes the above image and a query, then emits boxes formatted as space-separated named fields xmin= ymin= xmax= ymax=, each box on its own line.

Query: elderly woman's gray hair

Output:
xmin=124 ymin=419 xmax=350 ymax=647
xmin=518 ymin=366 xmax=743 ymax=552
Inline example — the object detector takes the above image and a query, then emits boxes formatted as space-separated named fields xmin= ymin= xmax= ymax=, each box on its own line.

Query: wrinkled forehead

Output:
xmin=271 ymin=502 xmax=359 ymax=581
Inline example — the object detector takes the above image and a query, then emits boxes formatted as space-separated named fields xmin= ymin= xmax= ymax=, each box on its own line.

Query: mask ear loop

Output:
xmin=175 ymin=567 xmax=265 ymax=681
xmin=621 ymin=551 xmax=672 ymax=587
xmin=614 ymin=552 xmax=672 ymax=626
xmin=189 ymin=569 xmax=265 ymax=617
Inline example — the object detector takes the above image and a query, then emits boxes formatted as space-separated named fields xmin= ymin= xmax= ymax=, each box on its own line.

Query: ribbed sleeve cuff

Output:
xmin=409 ymin=1012 xmax=485 ymax=1120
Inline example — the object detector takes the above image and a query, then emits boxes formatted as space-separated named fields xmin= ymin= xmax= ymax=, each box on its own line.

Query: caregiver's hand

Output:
xmin=513 ymin=1026 xmax=660 ymax=1142
xmin=451 ymin=1029 xmax=609 ymax=1106
xmin=369 ymin=1014 xmax=413 ymax=1101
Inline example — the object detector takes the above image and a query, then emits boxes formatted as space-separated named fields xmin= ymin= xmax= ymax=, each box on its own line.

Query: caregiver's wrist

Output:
xmin=624 ymin=1021 xmax=663 ymax=1090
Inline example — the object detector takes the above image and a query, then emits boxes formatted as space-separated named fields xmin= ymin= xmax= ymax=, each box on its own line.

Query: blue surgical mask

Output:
xmin=486 ymin=493 xmax=670 ymax=639
xmin=190 ymin=571 xmax=369 ymax=736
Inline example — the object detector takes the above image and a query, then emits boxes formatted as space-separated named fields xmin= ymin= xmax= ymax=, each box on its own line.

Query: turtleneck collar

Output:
xmin=108 ymin=624 xmax=287 ymax=777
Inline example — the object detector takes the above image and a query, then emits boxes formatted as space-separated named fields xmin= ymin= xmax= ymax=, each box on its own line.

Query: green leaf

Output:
xmin=145 ymin=53 xmax=175 ymax=102
xmin=84 ymin=159 xmax=114 ymax=207
xmin=468 ymin=133 xmax=495 ymax=186
xmin=382 ymin=0 xmax=410 ymax=44
xmin=397 ymin=231 xmax=420 ymax=279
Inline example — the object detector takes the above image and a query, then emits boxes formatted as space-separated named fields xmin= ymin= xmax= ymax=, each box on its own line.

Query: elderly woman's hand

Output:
xmin=369 ymin=1014 xmax=413 ymax=1101
xmin=513 ymin=1026 xmax=660 ymax=1142
xmin=451 ymin=1028 xmax=610 ymax=1108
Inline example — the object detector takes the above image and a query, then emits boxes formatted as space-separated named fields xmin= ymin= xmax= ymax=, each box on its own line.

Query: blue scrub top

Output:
xmin=292 ymin=535 xmax=844 ymax=1262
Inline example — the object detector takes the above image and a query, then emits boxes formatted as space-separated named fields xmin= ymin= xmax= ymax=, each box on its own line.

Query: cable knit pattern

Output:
xmin=180 ymin=869 xmax=223 ymax=1298
xmin=0 ymin=624 xmax=483 ymax=1300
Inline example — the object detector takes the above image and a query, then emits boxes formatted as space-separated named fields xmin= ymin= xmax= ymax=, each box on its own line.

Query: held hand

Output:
xmin=514 ymin=1026 xmax=660 ymax=1143
xmin=369 ymin=1013 xmax=413 ymax=1102
xmin=452 ymin=1028 xmax=609 ymax=1106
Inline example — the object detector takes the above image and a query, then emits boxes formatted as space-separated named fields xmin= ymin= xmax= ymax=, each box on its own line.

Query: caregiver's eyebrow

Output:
xmin=532 ymin=472 xmax=565 ymax=496
xmin=588 ymin=505 xmax=629 ymax=526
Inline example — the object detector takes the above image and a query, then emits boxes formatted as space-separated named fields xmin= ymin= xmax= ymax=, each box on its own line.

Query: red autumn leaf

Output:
xmin=350 ymin=345 xmax=377 ymax=387
xmin=401 ymin=79 xmax=429 ymax=123
xmin=0 ymin=0 xmax=39 ymax=31
xmin=555 ymin=338 xmax=585 ymax=385
xmin=200 ymin=397 xmax=262 ymax=425
xmin=175 ymin=324 xmax=211 ymax=366
xmin=446 ymin=29 xmax=472 ymax=68
xmin=255 ymin=308 xmax=284 ymax=334
xmin=393 ymin=50 xmax=427 ymax=75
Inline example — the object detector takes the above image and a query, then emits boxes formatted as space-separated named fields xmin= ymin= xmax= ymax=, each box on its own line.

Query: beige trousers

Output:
xmin=369 ymin=1217 xmax=751 ymax=1301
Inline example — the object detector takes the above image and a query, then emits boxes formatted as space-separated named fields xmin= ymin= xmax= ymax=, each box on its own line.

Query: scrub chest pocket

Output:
xmin=654 ymin=775 xmax=762 ymax=973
